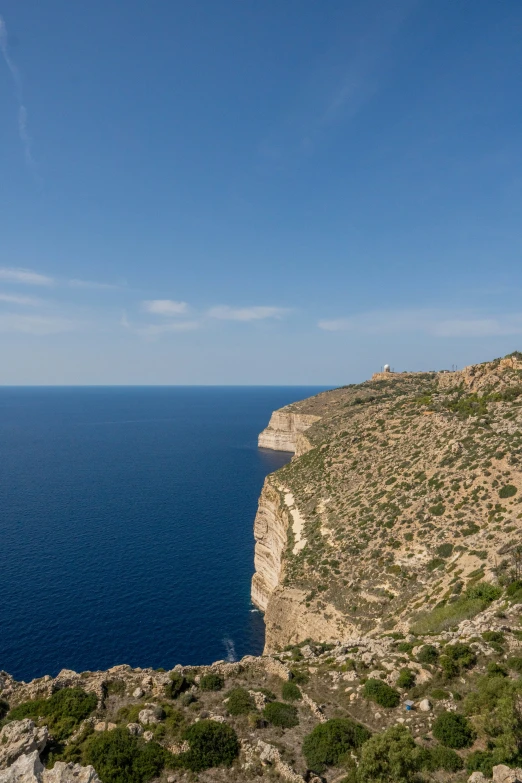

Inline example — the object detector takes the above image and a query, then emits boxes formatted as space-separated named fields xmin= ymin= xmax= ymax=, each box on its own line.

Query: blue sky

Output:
xmin=0 ymin=0 xmax=521 ymax=384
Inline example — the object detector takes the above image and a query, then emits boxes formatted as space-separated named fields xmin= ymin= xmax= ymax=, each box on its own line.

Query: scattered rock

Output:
xmin=138 ymin=709 xmax=160 ymax=725
xmin=127 ymin=723 xmax=142 ymax=736
xmin=493 ymin=765 xmax=522 ymax=783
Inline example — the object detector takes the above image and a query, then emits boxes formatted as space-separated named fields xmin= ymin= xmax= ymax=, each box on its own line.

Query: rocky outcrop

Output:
xmin=0 ymin=722 xmax=48 ymax=770
xmin=258 ymin=410 xmax=320 ymax=453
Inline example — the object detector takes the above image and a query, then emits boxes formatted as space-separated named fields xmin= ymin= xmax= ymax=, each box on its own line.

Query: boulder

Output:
xmin=493 ymin=765 xmax=522 ymax=783
xmin=132 ymin=688 xmax=144 ymax=699
xmin=0 ymin=721 xmax=48 ymax=768
xmin=127 ymin=723 xmax=142 ymax=736
xmin=42 ymin=762 xmax=101 ymax=782
xmin=468 ymin=773 xmax=487 ymax=783
xmin=419 ymin=699 xmax=431 ymax=712
xmin=138 ymin=709 xmax=159 ymax=725
xmin=0 ymin=750 xmax=43 ymax=782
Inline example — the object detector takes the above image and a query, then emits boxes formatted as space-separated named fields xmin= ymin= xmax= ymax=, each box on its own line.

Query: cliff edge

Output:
xmin=253 ymin=353 xmax=522 ymax=652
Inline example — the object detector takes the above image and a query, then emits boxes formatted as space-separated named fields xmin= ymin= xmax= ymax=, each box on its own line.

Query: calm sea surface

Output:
xmin=0 ymin=386 xmax=327 ymax=681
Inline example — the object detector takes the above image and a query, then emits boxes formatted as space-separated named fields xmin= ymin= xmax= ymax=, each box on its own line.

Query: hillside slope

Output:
xmin=253 ymin=354 xmax=522 ymax=651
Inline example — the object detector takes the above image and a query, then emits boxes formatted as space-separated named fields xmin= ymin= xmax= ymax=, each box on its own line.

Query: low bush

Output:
xmin=165 ymin=673 xmax=188 ymax=699
xmin=466 ymin=582 xmax=502 ymax=602
xmin=8 ymin=688 xmax=97 ymax=741
xmin=363 ymin=679 xmax=400 ymax=708
xmin=486 ymin=662 xmax=508 ymax=677
xmin=499 ymin=485 xmax=517 ymax=499
xmin=199 ymin=674 xmax=224 ymax=691
xmin=396 ymin=642 xmax=414 ymax=654
xmin=82 ymin=728 xmax=170 ymax=783
xmin=428 ymin=744 xmax=464 ymax=772
xmin=432 ymin=712 xmax=474 ymax=748
xmin=437 ymin=543 xmax=454 ymax=558
xmin=263 ymin=701 xmax=299 ymax=728
xmin=417 ymin=644 xmax=439 ymax=664
xmin=507 ymin=656 xmax=522 ymax=673
xmin=440 ymin=643 xmax=477 ymax=678
xmin=357 ymin=725 xmax=419 ymax=783
xmin=396 ymin=669 xmax=416 ymax=689
xmin=282 ymin=682 xmax=301 ymax=702
xmin=430 ymin=689 xmax=450 ymax=700
xmin=466 ymin=750 xmax=495 ymax=778
xmin=225 ymin=688 xmax=254 ymax=716
xmin=507 ymin=581 xmax=522 ymax=596
xmin=290 ymin=668 xmax=309 ymax=684
xmin=180 ymin=719 xmax=239 ymax=771
xmin=482 ymin=631 xmax=504 ymax=643
xmin=302 ymin=718 xmax=371 ymax=773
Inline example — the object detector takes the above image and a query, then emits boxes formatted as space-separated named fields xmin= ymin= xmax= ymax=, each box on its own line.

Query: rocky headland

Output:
xmin=4 ymin=353 xmax=522 ymax=783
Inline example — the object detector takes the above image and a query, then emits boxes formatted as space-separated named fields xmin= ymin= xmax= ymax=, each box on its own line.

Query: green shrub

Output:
xmin=82 ymin=728 xmax=170 ymax=783
xmin=357 ymin=725 xmax=419 ymax=783
xmin=486 ymin=662 xmax=508 ymax=677
xmin=432 ymin=712 xmax=474 ymax=748
xmin=466 ymin=750 xmax=495 ymax=777
xmin=466 ymin=582 xmax=502 ymax=602
xmin=430 ymin=689 xmax=450 ymax=700
xmin=302 ymin=718 xmax=371 ymax=773
xmin=396 ymin=669 xmax=416 ymax=689
xmin=499 ymin=485 xmax=517 ymax=498
xmin=290 ymin=668 xmax=309 ymax=684
xmin=507 ymin=656 xmax=522 ymax=673
xmin=482 ymin=631 xmax=504 ymax=643
xmin=507 ymin=580 xmax=522 ymax=596
xmin=363 ymin=679 xmax=400 ymax=708
xmin=440 ymin=643 xmax=477 ymax=678
xmin=426 ymin=744 xmax=464 ymax=772
xmin=225 ymin=688 xmax=254 ymax=716
xmin=180 ymin=719 xmax=239 ymax=771
xmin=199 ymin=674 xmax=224 ymax=691
xmin=165 ymin=672 xmax=188 ymax=699
xmin=417 ymin=644 xmax=439 ymax=664
xmin=437 ymin=543 xmax=454 ymax=558
xmin=8 ymin=688 xmax=97 ymax=741
xmin=282 ymin=682 xmax=301 ymax=702
xmin=263 ymin=701 xmax=299 ymax=728
xmin=396 ymin=642 xmax=414 ymax=654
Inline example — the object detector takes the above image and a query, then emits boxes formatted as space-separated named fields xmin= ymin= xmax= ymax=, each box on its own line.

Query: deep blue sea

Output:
xmin=0 ymin=386 xmax=327 ymax=682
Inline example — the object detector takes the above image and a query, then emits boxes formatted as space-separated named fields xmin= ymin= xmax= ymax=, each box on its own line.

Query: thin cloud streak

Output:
xmin=0 ymin=292 xmax=42 ymax=306
xmin=0 ymin=313 xmax=75 ymax=335
xmin=121 ymin=310 xmax=199 ymax=337
xmin=142 ymin=299 xmax=189 ymax=316
xmin=0 ymin=267 xmax=54 ymax=286
xmin=0 ymin=16 xmax=34 ymax=166
xmin=318 ymin=308 xmax=522 ymax=338
xmin=208 ymin=305 xmax=289 ymax=321
xmin=68 ymin=279 xmax=125 ymax=290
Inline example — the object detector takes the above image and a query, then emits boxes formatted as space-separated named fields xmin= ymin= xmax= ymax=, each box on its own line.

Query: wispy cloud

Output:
xmin=0 ymin=313 xmax=75 ymax=335
xmin=142 ymin=299 xmax=189 ymax=316
xmin=208 ymin=305 xmax=289 ymax=322
xmin=318 ymin=308 xmax=522 ymax=338
xmin=0 ymin=267 xmax=54 ymax=286
xmin=0 ymin=292 xmax=42 ymax=306
xmin=0 ymin=16 xmax=34 ymax=167
xmin=68 ymin=279 xmax=125 ymax=291
xmin=121 ymin=310 xmax=198 ymax=337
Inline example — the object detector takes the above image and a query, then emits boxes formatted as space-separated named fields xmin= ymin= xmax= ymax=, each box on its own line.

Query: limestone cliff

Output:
xmin=253 ymin=352 xmax=522 ymax=653
xmin=258 ymin=409 xmax=320 ymax=454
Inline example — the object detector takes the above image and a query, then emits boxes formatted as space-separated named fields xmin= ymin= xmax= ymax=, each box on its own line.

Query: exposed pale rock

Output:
xmin=142 ymin=731 xmax=153 ymax=742
xmin=138 ymin=709 xmax=159 ymax=725
xmin=493 ymin=765 xmax=522 ymax=783
xmin=42 ymin=762 xmax=101 ymax=782
xmin=127 ymin=723 xmax=142 ymax=736
xmin=468 ymin=774 xmax=488 ymax=783
xmin=0 ymin=750 xmax=43 ymax=783
xmin=0 ymin=721 xmax=48 ymax=768
xmin=132 ymin=688 xmax=144 ymax=699
xmin=419 ymin=699 xmax=432 ymax=712
xmin=258 ymin=410 xmax=319 ymax=453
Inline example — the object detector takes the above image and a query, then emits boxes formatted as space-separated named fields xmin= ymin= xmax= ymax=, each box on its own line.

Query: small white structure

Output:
xmin=383 ymin=364 xmax=391 ymax=373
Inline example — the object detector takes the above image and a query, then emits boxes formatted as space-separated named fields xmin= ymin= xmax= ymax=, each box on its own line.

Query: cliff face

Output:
xmin=252 ymin=353 xmax=522 ymax=653
xmin=257 ymin=410 xmax=320 ymax=453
